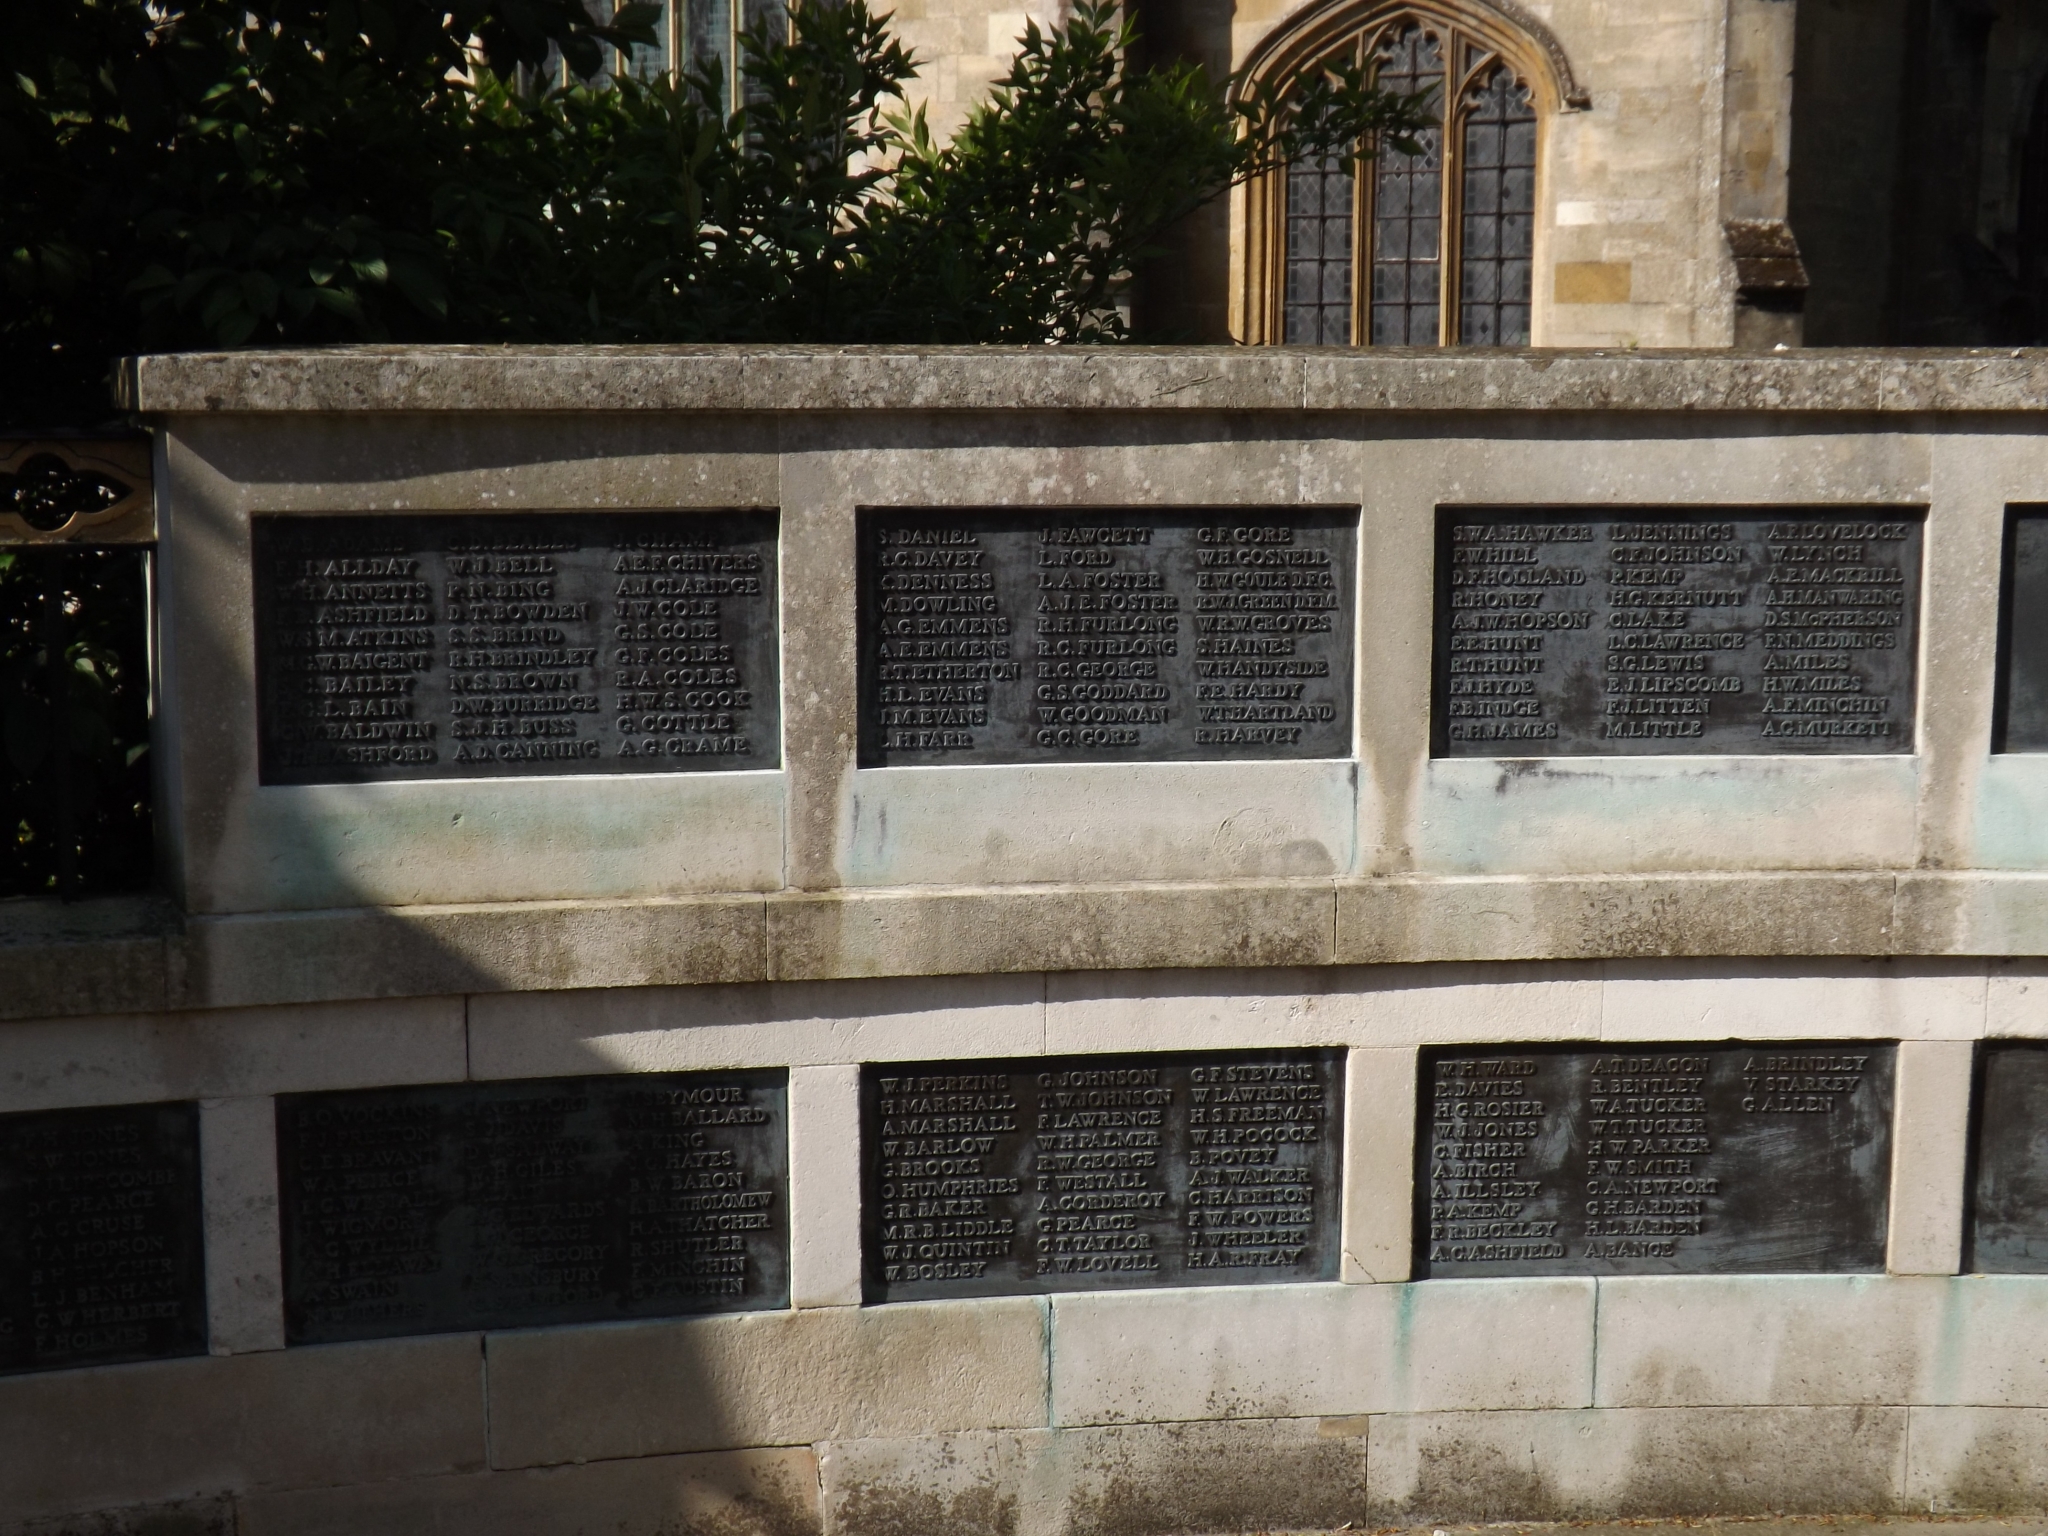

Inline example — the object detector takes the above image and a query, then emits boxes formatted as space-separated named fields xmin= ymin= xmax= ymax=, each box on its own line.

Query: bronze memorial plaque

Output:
xmin=1967 ymin=1043 xmax=2048 ymax=1270
xmin=857 ymin=507 xmax=1357 ymax=765
xmin=0 ymin=1101 xmax=206 ymax=1374
xmin=1433 ymin=508 xmax=1923 ymax=755
xmin=252 ymin=511 xmax=779 ymax=783
xmin=277 ymin=1072 xmax=788 ymax=1343
xmin=860 ymin=1050 xmax=1344 ymax=1302
xmin=1415 ymin=1044 xmax=1894 ymax=1277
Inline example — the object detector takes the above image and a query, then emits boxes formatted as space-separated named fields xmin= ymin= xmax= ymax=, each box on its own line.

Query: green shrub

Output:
xmin=3 ymin=0 xmax=1429 ymax=421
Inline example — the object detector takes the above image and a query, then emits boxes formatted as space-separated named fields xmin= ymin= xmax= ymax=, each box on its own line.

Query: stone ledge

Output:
xmin=115 ymin=345 xmax=2048 ymax=417
xmin=14 ymin=871 xmax=2048 ymax=1021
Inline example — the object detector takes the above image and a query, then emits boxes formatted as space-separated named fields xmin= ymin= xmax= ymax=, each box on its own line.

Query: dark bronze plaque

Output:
xmin=278 ymin=1072 xmax=788 ymax=1343
xmin=1967 ymin=1043 xmax=2048 ymax=1270
xmin=857 ymin=508 xmax=1357 ymax=765
xmin=1433 ymin=508 xmax=1923 ymax=755
xmin=1997 ymin=510 xmax=2048 ymax=750
xmin=0 ymin=1101 xmax=206 ymax=1374
xmin=253 ymin=511 xmax=779 ymax=784
xmin=1415 ymin=1043 xmax=1893 ymax=1277
xmin=861 ymin=1050 xmax=1343 ymax=1302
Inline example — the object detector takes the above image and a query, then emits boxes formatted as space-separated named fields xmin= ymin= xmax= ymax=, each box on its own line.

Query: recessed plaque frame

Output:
xmin=1995 ymin=507 xmax=2048 ymax=751
xmin=0 ymin=1100 xmax=207 ymax=1374
xmin=1967 ymin=1041 xmax=2048 ymax=1271
xmin=1432 ymin=506 xmax=1925 ymax=757
xmin=861 ymin=1049 xmax=1344 ymax=1303
xmin=857 ymin=506 xmax=1358 ymax=766
xmin=252 ymin=510 xmax=780 ymax=784
xmin=1414 ymin=1041 xmax=1895 ymax=1277
xmin=278 ymin=1071 xmax=789 ymax=1344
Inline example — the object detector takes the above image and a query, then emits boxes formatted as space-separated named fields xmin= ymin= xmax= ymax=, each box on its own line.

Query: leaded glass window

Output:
xmin=1369 ymin=28 xmax=1445 ymax=344
xmin=1459 ymin=68 xmax=1536 ymax=344
xmin=1285 ymin=154 xmax=1357 ymax=344
xmin=1272 ymin=12 xmax=1542 ymax=348
xmin=538 ymin=0 xmax=789 ymax=106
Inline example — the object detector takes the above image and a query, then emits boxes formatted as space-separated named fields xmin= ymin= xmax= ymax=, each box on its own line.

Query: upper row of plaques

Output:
xmin=249 ymin=505 xmax=1972 ymax=782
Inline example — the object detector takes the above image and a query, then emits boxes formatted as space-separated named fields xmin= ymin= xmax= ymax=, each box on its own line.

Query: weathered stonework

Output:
xmin=6 ymin=345 xmax=2048 ymax=1533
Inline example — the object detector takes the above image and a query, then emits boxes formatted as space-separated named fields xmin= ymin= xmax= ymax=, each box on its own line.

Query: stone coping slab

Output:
xmin=7 ymin=870 xmax=2048 ymax=1020
xmin=1366 ymin=1521 xmax=2048 ymax=1535
xmin=115 ymin=345 xmax=2048 ymax=416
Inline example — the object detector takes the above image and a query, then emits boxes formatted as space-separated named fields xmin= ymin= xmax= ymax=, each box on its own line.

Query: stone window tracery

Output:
xmin=1246 ymin=0 xmax=1563 ymax=348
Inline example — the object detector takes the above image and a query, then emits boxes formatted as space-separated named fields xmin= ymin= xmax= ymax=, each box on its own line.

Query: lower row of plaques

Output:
xmin=19 ymin=1041 xmax=2048 ymax=1372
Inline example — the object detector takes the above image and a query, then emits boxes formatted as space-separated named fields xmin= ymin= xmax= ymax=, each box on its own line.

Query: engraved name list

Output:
xmin=1418 ymin=1043 xmax=1895 ymax=1277
xmin=861 ymin=1051 xmax=1343 ymax=1302
xmin=1435 ymin=508 xmax=1923 ymax=755
xmin=253 ymin=511 xmax=779 ymax=783
xmin=858 ymin=508 xmax=1356 ymax=765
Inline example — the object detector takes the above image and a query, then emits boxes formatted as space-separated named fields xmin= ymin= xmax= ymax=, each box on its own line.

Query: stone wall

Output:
xmin=870 ymin=0 xmax=1762 ymax=347
xmin=9 ymin=346 xmax=2048 ymax=1535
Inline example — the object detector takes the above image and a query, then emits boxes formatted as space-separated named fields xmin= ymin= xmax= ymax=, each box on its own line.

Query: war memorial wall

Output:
xmin=18 ymin=348 xmax=2048 ymax=1536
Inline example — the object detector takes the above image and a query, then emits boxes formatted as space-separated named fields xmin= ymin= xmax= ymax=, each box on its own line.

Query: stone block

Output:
xmin=790 ymin=1065 xmax=863 ymax=1308
xmin=1986 ymin=964 xmax=2048 ymax=1037
xmin=5 ymin=1497 xmax=233 ymax=1536
xmin=1592 ymin=1275 xmax=2013 ymax=1407
xmin=767 ymin=884 xmax=1333 ymax=981
xmin=1555 ymin=261 xmax=1635 ymax=303
xmin=199 ymin=1097 xmax=284 ymax=1353
xmin=1336 ymin=874 xmax=1899 ymax=964
xmin=1887 ymin=1039 xmax=1974 ymax=1274
xmin=841 ymin=763 xmax=1357 ymax=887
xmin=1049 ymin=1279 xmax=1593 ymax=1425
xmin=485 ymin=1298 xmax=1049 ymax=1470
xmin=1342 ymin=1046 xmax=1415 ymax=1282
xmin=1934 ymin=1277 xmax=2048 ymax=1406
xmin=467 ymin=974 xmax=1046 ymax=1079
xmin=1905 ymin=1406 xmax=2048 ymax=1513
xmin=1415 ymin=756 xmax=1918 ymax=878
xmin=192 ymin=774 xmax=786 ymax=914
xmin=1896 ymin=872 xmax=2048 ymax=958
xmin=0 ymin=1335 xmax=486 ymax=1522
xmin=0 ymin=997 xmax=466 ymax=1114
xmin=179 ymin=897 xmax=768 ymax=1010
xmin=1599 ymin=961 xmax=1984 ymax=1042
xmin=820 ymin=1431 xmax=1051 ymax=1536
xmin=237 ymin=1447 xmax=821 ymax=1536
xmin=1365 ymin=1405 xmax=1908 ymax=1521
xmin=1343 ymin=963 xmax=1605 ymax=1044
xmin=1040 ymin=967 xmax=1336 ymax=1054
xmin=1596 ymin=1275 xmax=1919 ymax=1406
xmin=1043 ymin=963 xmax=1600 ymax=1051
xmin=1049 ymin=1419 xmax=1370 ymax=1536
xmin=0 ymin=897 xmax=172 ymax=1023
xmin=1973 ymin=760 xmax=2048 ymax=873
xmin=819 ymin=1419 xmax=1371 ymax=1536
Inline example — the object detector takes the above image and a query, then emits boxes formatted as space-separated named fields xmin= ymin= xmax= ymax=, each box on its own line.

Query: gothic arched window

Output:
xmin=543 ymin=0 xmax=790 ymax=110
xmin=1245 ymin=2 xmax=1570 ymax=347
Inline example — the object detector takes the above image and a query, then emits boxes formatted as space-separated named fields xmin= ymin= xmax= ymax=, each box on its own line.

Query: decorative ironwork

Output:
xmin=0 ymin=441 xmax=153 ymax=545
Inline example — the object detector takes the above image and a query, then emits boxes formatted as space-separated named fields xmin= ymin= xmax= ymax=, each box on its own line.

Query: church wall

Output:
xmin=878 ymin=0 xmax=1755 ymax=348
xmin=712 ymin=0 xmax=2048 ymax=350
